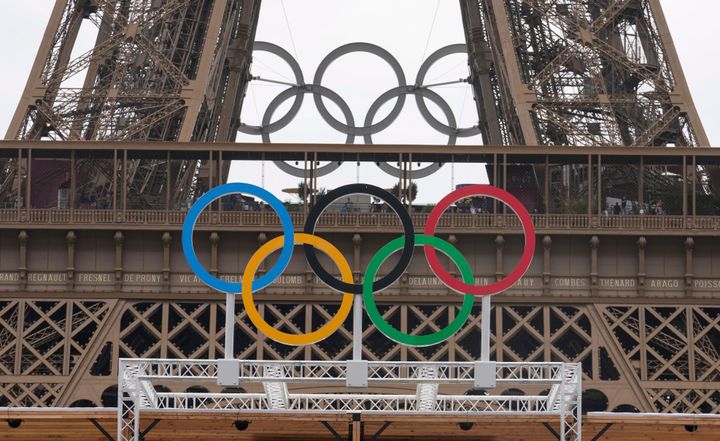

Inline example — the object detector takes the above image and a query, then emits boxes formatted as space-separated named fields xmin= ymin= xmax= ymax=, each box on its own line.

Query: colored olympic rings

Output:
xmin=182 ymin=182 xmax=536 ymax=347
xmin=304 ymin=184 xmax=415 ymax=295
xmin=181 ymin=183 xmax=295 ymax=293
xmin=424 ymin=185 xmax=536 ymax=296
xmin=242 ymin=234 xmax=355 ymax=346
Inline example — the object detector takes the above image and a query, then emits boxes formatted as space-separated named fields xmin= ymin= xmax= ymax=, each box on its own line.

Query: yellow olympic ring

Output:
xmin=242 ymin=233 xmax=355 ymax=346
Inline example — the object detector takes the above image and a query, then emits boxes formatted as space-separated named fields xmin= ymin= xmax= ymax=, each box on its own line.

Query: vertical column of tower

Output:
xmin=5 ymin=0 xmax=262 ymax=206
xmin=461 ymin=0 xmax=708 ymax=147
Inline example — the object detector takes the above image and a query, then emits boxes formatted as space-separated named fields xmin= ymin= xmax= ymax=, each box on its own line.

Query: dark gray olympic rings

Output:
xmin=239 ymin=41 xmax=481 ymax=179
xmin=262 ymin=84 xmax=354 ymax=177
xmin=415 ymin=44 xmax=481 ymax=138
xmin=313 ymin=43 xmax=407 ymax=136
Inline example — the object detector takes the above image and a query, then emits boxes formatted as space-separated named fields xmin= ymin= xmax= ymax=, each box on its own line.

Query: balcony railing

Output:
xmin=1 ymin=208 xmax=719 ymax=233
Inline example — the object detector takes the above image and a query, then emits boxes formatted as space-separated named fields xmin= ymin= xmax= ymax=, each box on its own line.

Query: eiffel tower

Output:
xmin=1 ymin=1 xmax=718 ymax=439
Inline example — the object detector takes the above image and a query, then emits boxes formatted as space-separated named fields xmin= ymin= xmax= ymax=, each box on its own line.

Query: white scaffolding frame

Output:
xmin=117 ymin=359 xmax=582 ymax=440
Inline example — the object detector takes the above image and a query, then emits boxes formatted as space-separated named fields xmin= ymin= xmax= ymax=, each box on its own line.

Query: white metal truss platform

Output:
xmin=118 ymin=359 xmax=582 ymax=441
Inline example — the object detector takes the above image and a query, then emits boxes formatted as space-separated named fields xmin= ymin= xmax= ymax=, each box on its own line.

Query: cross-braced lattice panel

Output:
xmin=648 ymin=388 xmax=720 ymax=414
xmin=0 ymin=300 xmax=109 ymax=406
xmin=120 ymin=302 xmax=164 ymax=359
xmin=120 ymin=302 xmax=217 ymax=361
xmin=495 ymin=305 xmax=621 ymax=384
xmin=454 ymin=305 xmax=494 ymax=361
xmin=602 ymin=306 xmax=698 ymax=382
xmin=601 ymin=305 xmax=720 ymax=413
xmin=0 ymin=301 xmax=19 ymax=376
xmin=218 ymin=302 xmax=260 ymax=360
xmin=17 ymin=301 xmax=109 ymax=377
xmin=0 ymin=383 xmax=64 ymax=407
xmin=690 ymin=307 xmax=720 ymax=383
xmin=166 ymin=303 xmax=214 ymax=359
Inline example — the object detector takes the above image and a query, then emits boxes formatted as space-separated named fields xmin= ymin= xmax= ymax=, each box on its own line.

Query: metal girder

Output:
xmin=460 ymin=0 xmax=708 ymax=148
xmin=6 ymin=0 xmax=260 ymax=208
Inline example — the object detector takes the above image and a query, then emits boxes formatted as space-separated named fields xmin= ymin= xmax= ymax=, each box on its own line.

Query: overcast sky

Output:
xmin=0 ymin=1 xmax=717 ymax=203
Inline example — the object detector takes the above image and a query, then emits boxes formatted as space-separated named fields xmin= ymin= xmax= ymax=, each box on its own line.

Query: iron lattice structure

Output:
xmin=1 ymin=0 xmax=712 ymax=210
xmin=460 ymin=0 xmax=708 ymax=147
xmin=0 ymin=1 xmax=718 ymax=436
xmin=1 ymin=299 xmax=718 ymax=415
xmin=4 ymin=0 xmax=261 ymax=207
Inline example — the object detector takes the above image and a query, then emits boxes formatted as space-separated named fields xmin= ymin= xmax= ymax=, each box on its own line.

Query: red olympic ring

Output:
xmin=423 ymin=185 xmax=536 ymax=297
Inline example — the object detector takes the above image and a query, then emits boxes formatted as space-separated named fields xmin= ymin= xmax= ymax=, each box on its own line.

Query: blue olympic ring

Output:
xmin=181 ymin=183 xmax=295 ymax=293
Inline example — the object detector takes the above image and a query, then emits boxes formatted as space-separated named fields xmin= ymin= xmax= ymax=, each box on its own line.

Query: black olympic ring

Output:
xmin=303 ymin=184 xmax=415 ymax=294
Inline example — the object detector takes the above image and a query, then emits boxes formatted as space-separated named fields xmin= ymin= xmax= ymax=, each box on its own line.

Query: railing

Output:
xmin=130 ymin=359 xmax=565 ymax=384
xmin=155 ymin=392 xmax=551 ymax=413
xmin=1 ymin=208 xmax=719 ymax=232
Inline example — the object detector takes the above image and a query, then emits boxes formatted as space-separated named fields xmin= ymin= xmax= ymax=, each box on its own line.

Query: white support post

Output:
xmin=353 ymin=294 xmax=363 ymax=361
xmin=224 ymin=293 xmax=235 ymax=360
xmin=481 ymin=295 xmax=491 ymax=362
xmin=559 ymin=363 xmax=583 ymax=440
xmin=474 ymin=295 xmax=496 ymax=389
xmin=117 ymin=360 xmax=141 ymax=441
xmin=560 ymin=364 xmax=568 ymax=441
xmin=347 ymin=294 xmax=369 ymax=388
xmin=217 ymin=293 xmax=240 ymax=386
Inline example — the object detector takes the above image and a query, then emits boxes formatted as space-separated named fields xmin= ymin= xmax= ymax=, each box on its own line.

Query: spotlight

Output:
xmin=295 ymin=161 xmax=299 ymax=166
xmin=7 ymin=419 xmax=22 ymax=429
xmin=234 ymin=420 xmax=250 ymax=431
xmin=458 ymin=422 xmax=473 ymax=431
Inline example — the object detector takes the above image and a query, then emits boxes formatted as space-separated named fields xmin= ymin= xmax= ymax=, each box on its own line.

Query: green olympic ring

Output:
xmin=363 ymin=234 xmax=475 ymax=347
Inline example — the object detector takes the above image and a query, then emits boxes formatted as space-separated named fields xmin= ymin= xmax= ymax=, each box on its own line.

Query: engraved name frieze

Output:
xmin=0 ymin=272 xmax=20 ymax=282
xmin=599 ymin=278 xmax=637 ymax=288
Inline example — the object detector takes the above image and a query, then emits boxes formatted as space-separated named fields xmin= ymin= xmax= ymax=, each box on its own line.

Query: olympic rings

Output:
xmin=182 ymin=182 xmax=536 ymax=347
xmin=363 ymin=86 xmax=456 ymax=179
xmin=239 ymin=41 xmax=482 ymax=179
xmin=261 ymin=84 xmax=354 ymax=178
xmin=424 ymin=185 xmax=536 ymax=296
xmin=181 ymin=183 xmax=295 ymax=293
xmin=304 ymin=184 xmax=415 ymax=294
xmin=237 ymin=42 xmax=306 ymax=137
xmin=364 ymin=235 xmax=475 ymax=347
xmin=242 ymin=233 xmax=354 ymax=346
xmin=313 ymin=42 xmax=407 ymax=136
xmin=414 ymin=44 xmax=481 ymax=138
